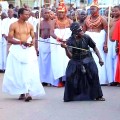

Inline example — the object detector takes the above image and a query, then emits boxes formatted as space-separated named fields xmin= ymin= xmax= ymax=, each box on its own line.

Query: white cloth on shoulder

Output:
xmin=2 ymin=37 xmax=45 ymax=97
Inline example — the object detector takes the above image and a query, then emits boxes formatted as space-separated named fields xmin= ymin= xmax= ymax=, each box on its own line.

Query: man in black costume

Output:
xmin=61 ymin=22 xmax=105 ymax=102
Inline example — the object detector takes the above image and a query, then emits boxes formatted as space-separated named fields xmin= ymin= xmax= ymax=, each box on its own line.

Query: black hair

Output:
xmin=114 ymin=6 xmax=120 ymax=10
xmin=18 ymin=8 xmax=28 ymax=18
xmin=9 ymin=4 xmax=14 ymax=9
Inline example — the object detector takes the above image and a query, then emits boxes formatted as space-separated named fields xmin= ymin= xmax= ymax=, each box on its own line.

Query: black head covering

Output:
xmin=70 ymin=22 xmax=82 ymax=35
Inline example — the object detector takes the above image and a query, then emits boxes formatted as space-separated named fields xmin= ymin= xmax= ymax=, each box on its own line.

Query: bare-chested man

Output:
xmin=2 ymin=8 xmax=45 ymax=102
xmin=83 ymin=2 xmax=108 ymax=84
xmin=50 ymin=1 xmax=72 ymax=87
xmin=36 ymin=8 xmax=57 ymax=86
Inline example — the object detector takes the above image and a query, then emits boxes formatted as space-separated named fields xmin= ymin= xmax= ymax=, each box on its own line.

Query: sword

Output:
xmin=36 ymin=40 xmax=89 ymax=52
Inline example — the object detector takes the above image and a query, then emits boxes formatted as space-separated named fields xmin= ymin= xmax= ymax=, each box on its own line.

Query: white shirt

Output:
xmin=2 ymin=17 xmax=18 ymax=36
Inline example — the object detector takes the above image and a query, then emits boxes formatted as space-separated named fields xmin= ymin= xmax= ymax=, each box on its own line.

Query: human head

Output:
xmin=71 ymin=11 xmax=77 ymax=22
xmin=14 ymin=6 xmax=19 ymax=12
xmin=9 ymin=4 xmax=14 ymax=9
xmin=79 ymin=10 xmax=87 ymax=21
xmin=50 ymin=11 xmax=55 ymax=20
xmin=35 ymin=11 xmax=39 ymax=18
xmin=104 ymin=8 xmax=109 ymax=17
xmin=57 ymin=1 xmax=67 ymax=19
xmin=8 ymin=9 xmax=14 ymax=18
xmin=23 ymin=3 xmax=29 ymax=9
xmin=43 ymin=9 xmax=50 ymax=20
xmin=90 ymin=0 xmax=99 ymax=16
xmin=70 ymin=22 xmax=83 ymax=37
xmin=18 ymin=8 xmax=30 ymax=21
xmin=1 ymin=12 xmax=7 ymax=20
xmin=90 ymin=6 xmax=99 ymax=16
xmin=112 ymin=6 xmax=120 ymax=18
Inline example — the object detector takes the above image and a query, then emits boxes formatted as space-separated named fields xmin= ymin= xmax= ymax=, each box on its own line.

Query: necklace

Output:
xmin=86 ymin=15 xmax=102 ymax=29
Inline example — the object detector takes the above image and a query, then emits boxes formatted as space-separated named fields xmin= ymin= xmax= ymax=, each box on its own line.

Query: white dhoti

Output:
xmin=106 ymin=39 xmax=114 ymax=83
xmin=85 ymin=30 xmax=107 ymax=84
xmin=50 ymin=28 xmax=71 ymax=80
xmin=38 ymin=38 xmax=59 ymax=86
xmin=2 ymin=37 xmax=45 ymax=97
xmin=0 ymin=37 xmax=7 ymax=70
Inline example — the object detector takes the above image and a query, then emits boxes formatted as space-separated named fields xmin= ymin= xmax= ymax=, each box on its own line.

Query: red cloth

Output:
xmin=112 ymin=20 xmax=120 ymax=82
xmin=112 ymin=20 xmax=120 ymax=42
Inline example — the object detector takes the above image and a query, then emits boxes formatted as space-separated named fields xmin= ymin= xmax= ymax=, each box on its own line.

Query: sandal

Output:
xmin=25 ymin=96 xmax=32 ymax=102
xmin=18 ymin=94 xmax=25 ymax=100
xmin=95 ymin=97 xmax=105 ymax=101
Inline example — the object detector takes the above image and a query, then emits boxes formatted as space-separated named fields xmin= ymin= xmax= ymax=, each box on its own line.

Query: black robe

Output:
xmin=64 ymin=34 xmax=103 ymax=102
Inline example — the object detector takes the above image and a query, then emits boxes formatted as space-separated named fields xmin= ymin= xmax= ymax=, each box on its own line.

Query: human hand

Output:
xmin=56 ymin=37 xmax=63 ymax=42
xmin=99 ymin=59 xmax=104 ymax=66
xmin=61 ymin=42 xmax=67 ymax=49
xmin=103 ymin=45 xmax=108 ymax=53
xmin=115 ymin=47 xmax=119 ymax=55
xmin=21 ymin=42 xmax=33 ymax=47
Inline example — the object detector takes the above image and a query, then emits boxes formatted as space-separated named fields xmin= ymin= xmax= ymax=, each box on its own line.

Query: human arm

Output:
xmin=61 ymin=42 xmax=72 ymax=59
xmin=87 ymin=34 xmax=104 ymax=66
xmin=35 ymin=23 xmax=39 ymax=56
xmin=102 ymin=17 xmax=108 ymax=53
xmin=50 ymin=20 xmax=63 ymax=42
xmin=115 ymin=41 xmax=119 ymax=54
xmin=30 ymin=24 xmax=35 ymax=46
xmin=109 ymin=19 xmax=116 ymax=42
xmin=7 ymin=24 xmax=21 ymax=45
xmin=93 ymin=46 xmax=104 ymax=66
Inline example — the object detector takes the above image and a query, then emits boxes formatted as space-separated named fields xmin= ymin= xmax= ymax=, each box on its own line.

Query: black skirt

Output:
xmin=64 ymin=57 xmax=103 ymax=102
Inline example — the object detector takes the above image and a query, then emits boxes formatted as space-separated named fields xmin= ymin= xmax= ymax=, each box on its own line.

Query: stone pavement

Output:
xmin=0 ymin=73 xmax=120 ymax=120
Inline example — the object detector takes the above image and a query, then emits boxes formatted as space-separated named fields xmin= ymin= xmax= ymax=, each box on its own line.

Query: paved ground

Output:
xmin=0 ymin=73 xmax=120 ymax=120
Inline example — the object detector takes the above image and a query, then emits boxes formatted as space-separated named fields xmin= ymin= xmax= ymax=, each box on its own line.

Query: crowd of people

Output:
xmin=0 ymin=0 xmax=120 ymax=102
